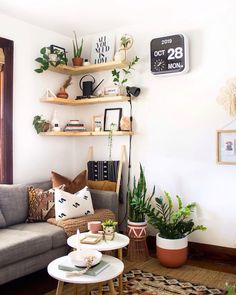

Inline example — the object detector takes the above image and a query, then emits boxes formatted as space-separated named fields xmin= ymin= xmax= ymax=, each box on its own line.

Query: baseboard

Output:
xmin=147 ymin=236 xmax=236 ymax=265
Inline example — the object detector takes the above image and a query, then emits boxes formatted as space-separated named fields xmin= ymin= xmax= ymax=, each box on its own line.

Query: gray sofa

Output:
xmin=0 ymin=181 xmax=118 ymax=285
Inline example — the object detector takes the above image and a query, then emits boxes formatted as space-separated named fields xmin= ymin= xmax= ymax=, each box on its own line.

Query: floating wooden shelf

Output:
xmin=41 ymin=131 xmax=133 ymax=137
xmin=40 ymin=96 xmax=131 ymax=106
xmin=48 ymin=60 xmax=129 ymax=75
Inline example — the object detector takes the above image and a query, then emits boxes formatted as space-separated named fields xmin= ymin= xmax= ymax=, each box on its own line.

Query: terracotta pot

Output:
xmin=72 ymin=57 xmax=83 ymax=66
xmin=156 ymin=235 xmax=188 ymax=268
xmin=127 ymin=220 xmax=147 ymax=239
xmin=57 ymin=87 xmax=68 ymax=99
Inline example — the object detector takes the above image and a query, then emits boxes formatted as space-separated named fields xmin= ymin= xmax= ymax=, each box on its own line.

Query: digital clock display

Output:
xmin=150 ymin=34 xmax=189 ymax=75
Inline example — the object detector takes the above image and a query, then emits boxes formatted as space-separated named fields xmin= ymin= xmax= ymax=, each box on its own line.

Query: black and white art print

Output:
xmin=90 ymin=32 xmax=115 ymax=64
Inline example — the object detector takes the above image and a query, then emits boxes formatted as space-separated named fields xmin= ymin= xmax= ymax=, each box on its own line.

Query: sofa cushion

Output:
xmin=9 ymin=222 xmax=66 ymax=249
xmin=0 ymin=184 xmax=28 ymax=226
xmin=0 ymin=208 xmax=6 ymax=228
xmin=0 ymin=229 xmax=52 ymax=268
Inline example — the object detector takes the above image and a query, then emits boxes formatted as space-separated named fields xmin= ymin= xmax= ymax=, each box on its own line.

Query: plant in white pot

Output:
xmin=146 ymin=192 xmax=207 ymax=268
xmin=127 ymin=164 xmax=155 ymax=239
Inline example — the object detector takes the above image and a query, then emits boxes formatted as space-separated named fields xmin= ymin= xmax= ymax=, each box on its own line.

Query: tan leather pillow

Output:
xmin=51 ymin=170 xmax=87 ymax=194
xmin=87 ymin=180 xmax=116 ymax=192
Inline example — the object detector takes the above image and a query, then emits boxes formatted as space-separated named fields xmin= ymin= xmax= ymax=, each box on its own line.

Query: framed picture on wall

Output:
xmin=217 ymin=130 xmax=236 ymax=164
xmin=104 ymin=108 xmax=122 ymax=131
xmin=92 ymin=115 xmax=103 ymax=132
xmin=90 ymin=32 xmax=115 ymax=64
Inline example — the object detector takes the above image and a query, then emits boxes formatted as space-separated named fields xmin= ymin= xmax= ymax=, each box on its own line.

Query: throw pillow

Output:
xmin=55 ymin=186 xmax=94 ymax=221
xmin=87 ymin=180 xmax=116 ymax=192
xmin=51 ymin=170 xmax=87 ymax=194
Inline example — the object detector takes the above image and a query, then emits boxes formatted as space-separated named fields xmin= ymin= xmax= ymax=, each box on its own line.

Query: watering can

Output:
xmin=79 ymin=74 xmax=104 ymax=97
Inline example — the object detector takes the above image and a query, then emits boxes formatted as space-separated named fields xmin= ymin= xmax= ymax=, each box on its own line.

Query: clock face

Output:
xmin=150 ymin=34 xmax=189 ymax=76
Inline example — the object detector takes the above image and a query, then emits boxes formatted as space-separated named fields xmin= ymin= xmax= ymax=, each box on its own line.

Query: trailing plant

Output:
xmin=112 ymin=56 xmax=139 ymax=87
xmin=34 ymin=47 xmax=67 ymax=73
xmin=128 ymin=164 xmax=155 ymax=222
xmin=33 ymin=115 xmax=50 ymax=134
xmin=146 ymin=192 xmax=207 ymax=239
xmin=102 ymin=219 xmax=118 ymax=227
xmin=108 ymin=123 xmax=116 ymax=161
xmin=72 ymin=31 xmax=83 ymax=58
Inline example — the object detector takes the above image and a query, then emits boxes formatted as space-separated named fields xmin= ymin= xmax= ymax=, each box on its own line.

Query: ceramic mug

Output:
xmin=88 ymin=221 xmax=102 ymax=234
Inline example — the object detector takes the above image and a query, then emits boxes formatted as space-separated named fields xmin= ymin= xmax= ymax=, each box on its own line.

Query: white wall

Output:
xmin=1 ymin=0 xmax=236 ymax=248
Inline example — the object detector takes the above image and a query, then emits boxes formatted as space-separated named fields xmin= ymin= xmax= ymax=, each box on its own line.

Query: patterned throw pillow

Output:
xmin=55 ymin=186 xmax=94 ymax=221
xmin=51 ymin=170 xmax=87 ymax=194
xmin=27 ymin=187 xmax=55 ymax=222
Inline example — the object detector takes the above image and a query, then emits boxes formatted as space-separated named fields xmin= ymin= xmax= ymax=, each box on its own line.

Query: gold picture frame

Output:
xmin=216 ymin=129 xmax=236 ymax=164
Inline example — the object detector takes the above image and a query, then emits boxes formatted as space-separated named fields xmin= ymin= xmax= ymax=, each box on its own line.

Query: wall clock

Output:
xmin=150 ymin=34 xmax=189 ymax=76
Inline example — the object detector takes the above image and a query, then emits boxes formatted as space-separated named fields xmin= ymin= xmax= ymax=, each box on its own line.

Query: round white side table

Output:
xmin=48 ymin=255 xmax=124 ymax=295
xmin=67 ymin=232 xmax=129 ymax=295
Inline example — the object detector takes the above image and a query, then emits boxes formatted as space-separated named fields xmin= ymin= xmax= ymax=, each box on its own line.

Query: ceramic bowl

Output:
xmin=68 ymin=250 xmax=102 ymax=267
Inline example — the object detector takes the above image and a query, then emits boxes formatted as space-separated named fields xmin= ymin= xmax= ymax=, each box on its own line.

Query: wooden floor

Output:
xmin=1 ymin=251 xmax=236 ymax=295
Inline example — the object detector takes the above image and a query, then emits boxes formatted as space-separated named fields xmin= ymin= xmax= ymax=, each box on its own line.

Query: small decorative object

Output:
xmin=44 ymin=88 xmax=56 ymax=98
xmin=51 ymin=111 xmax=61 ymax=131
xmin=87 ymin=221 xmax=102 ymax=234
xmin=80 ymin=235 xmax=103 ymax=244
xmin=83 ymin=59 xmax=91 ymax=66
xmin=49 ymin=45 xmax=67 ymax=65
xmin=150 ymin=34 xmax=189 ymax=75
xmin=90 ymin=32 xmax=115 ymax=64
xmin=104 ymin=86 xmax=120 ymax=96
xmin=217 ymin=129 xmax=236 ymax=164
xmin=145 ymin=191 xmax=206 ymax=267
xmin=102 ymin=219 xmax=118 ymax=241
xmin=92 ymin=115 xmax=103 ymax=132
xmin=32 ymin=115 xmax=50 ymax=134
xmin=72 ymin=31 xmax=83 ymax=66
xmin=56 ymin=75 xmax=72 ymax=99
xmin=64 ymin=120 xmax=86 ymax=132
xmin=79 ymin=74 xmax=104 ymax=97
xmin=77 ymin=228 xmax=81 ymax=254
xmin=120 ymin=116 xmax=131 ymax=131
xmin=217 ymin=78 xmax=236 ymax=116
xmin=68 ymin=249 xmax=102 ymax=267
xmin=104 ymin=108 xmax=122 ymax=131
xmin=34 ymin=46 xmax=67 ymax=73
xmin=111 ymin=56 xmax=139 ymax=94
xmin=114 ymin=34 xmax=133 ymax=61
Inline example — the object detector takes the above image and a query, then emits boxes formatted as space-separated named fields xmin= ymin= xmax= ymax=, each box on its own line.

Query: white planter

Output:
xmin=156 ymin=235 xmax=188 ymax=268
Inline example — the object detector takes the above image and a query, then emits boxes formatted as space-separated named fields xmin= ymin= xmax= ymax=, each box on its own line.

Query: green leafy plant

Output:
xmin=72 ymin=31 xmax=83 ymax=58
xmin=34 ymin=47 xmax=67 ymax=73
xmin=225 ymin=283 xmax=236 ymax=295
xmin=108 ymin=123 xmax=116 ymax=161
xmin=120 ymin=35 xmax=133 ymax=49
xmin=102 ymin=219 xmax=118 ymax=227
xmin=146 ymin=192 xmax=207 ymax=239
xmin=112 ymin=56 xmax=139 ymax=87
xmin=33 ymin=115 xmax=50 ymax=134
xmin=128 ymin=164 xmax=155 ymax=222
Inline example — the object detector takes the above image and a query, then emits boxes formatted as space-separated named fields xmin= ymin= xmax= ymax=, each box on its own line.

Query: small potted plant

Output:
xmin=33 ymin=115 xmax=50 ymax=134
xmin=72 ymin=31 xmax=83 ymax=66
xmin=114 ymin=34 xmax=134 ymax=61
xmin=101 ymin=219 xmax=118 ymax=241
xmin=146 ymin=192 xmax=207 ymax=268
xmin=127 ymin=164 xmax=155 ymax=239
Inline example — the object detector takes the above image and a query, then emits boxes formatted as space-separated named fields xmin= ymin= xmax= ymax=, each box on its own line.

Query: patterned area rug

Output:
xmin=90 ymin=269 xmax=223 ymax=295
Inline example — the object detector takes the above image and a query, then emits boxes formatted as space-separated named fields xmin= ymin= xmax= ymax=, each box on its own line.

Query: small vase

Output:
xmin=102 ymin=225 xmax=115 ymax=241
xmin=72 ymin=57 xmax=83 ymax=66
xmin=56 ymin=87 xmax=68 ymax=99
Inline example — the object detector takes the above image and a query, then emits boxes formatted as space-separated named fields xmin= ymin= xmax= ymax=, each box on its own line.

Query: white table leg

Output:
xmin=117 ymin=248 xmax=123 ymax=295
xmin=56 ymin=281 xmax=64 ymax=295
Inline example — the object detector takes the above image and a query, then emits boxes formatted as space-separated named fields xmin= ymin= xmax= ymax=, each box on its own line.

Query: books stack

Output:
xmin=64 ymin=120 xmax=86 ymax=132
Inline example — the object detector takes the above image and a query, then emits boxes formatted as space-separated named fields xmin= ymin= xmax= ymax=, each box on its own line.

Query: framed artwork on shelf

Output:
xmin=90 ymin=32 xmax=115 ymax=64
xmin=92 ymin=115 xmax=103 ymax=132
xmin=104 ymin=108 xmax=122 ymax=131
xmin=216 ymin=129 xmax=236 ymax=164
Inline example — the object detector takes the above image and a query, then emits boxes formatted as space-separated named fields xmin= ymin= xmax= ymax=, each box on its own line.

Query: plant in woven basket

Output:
xmin=146 ymin=192 xmax=207 ymax=239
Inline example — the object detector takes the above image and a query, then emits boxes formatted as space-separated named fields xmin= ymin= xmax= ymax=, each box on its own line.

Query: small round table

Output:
xmin=48 ymin=255 xmax=124 ymax=295
xmin=67 ymin=232 xmax=129 ymax=295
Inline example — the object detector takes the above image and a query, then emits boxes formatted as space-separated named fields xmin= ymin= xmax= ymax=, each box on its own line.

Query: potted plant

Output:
xmin=127 ymin=164 xmax=155 ymax=239
xmin=33 ymin=115 xmax=50 ymax=134
xmin=34 ymin=46 xmax=67 ymax=73
xmin=102 ymin=219 xmax=118 ymax=240
xmin=72 ymin=31 xmax=83 ymax=66
xmin=114 ymin=34 xmax=134 ymax=61
xmin=111 ymin=56 xmax=139 ymax=95
xmin=146 ymin=192 xmax=207 ymax=267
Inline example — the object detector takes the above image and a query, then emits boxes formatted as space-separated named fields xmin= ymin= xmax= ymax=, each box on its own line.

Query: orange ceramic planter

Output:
xmin=156 ymin=235 xmax=188 ymax=268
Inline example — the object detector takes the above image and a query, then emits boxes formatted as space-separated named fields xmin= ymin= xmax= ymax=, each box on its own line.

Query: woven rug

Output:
xmin=90 ymin=269 xmax=223 ymax=295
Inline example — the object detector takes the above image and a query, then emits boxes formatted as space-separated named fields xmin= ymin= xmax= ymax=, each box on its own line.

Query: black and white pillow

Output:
xmin=55 ymin=186 xmax=94 ymax=221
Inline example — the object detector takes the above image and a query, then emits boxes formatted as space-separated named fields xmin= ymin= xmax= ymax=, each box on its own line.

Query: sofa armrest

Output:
xmin=89 ymin=189 xmax=118 ymax=219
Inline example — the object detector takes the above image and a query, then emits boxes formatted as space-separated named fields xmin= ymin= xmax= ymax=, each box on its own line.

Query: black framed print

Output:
xmin=150 ymin=34 xmax=189 ymax=76
xmin=104 ymin=108 xmax=122 ymax=131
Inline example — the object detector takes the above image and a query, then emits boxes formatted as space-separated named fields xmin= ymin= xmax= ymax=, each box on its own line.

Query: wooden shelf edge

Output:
xmin=48 ymin=60 xmax=129 ymax=75
xmin=40 ymin=131 xmax=134 ymax=136
xmin=40 ymin=95 xmax=131 ymax=105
